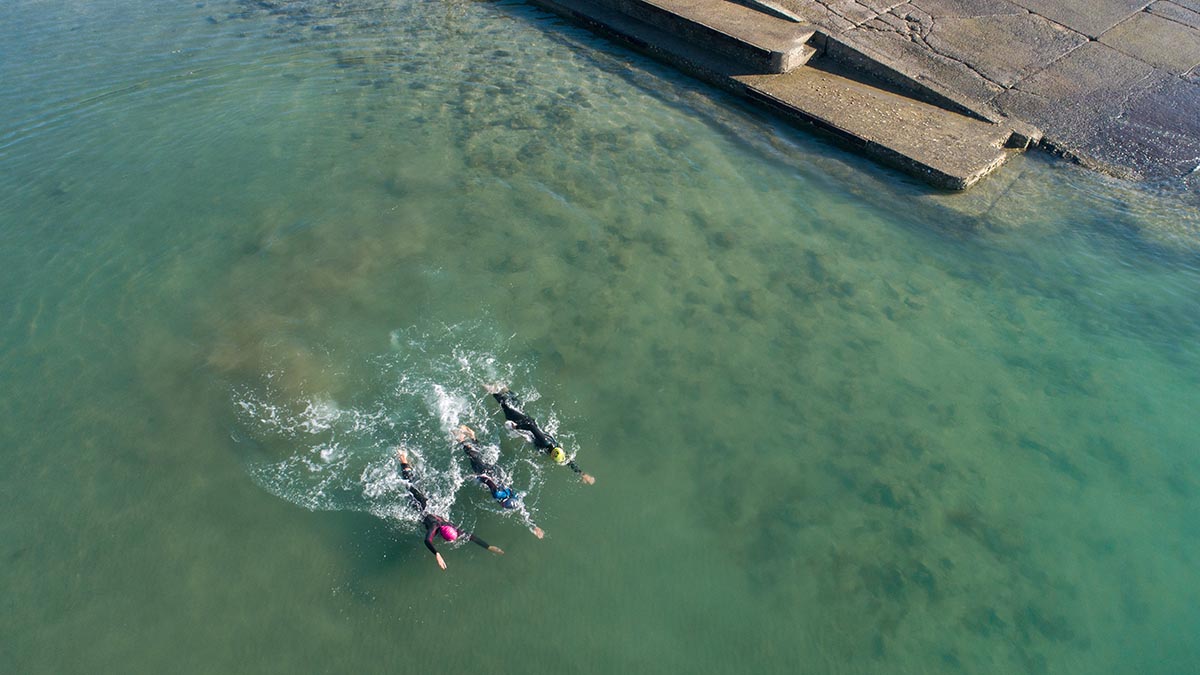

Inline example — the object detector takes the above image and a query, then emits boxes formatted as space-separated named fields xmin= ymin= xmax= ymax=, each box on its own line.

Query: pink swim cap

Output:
xmin=438 ymin=524 xmax=459 ymax=542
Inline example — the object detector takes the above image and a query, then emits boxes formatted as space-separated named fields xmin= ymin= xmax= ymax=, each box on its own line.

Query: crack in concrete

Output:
xmin=824 ymin=2 xmax=880 ymax=26
xmin=1001 ymin=35 xmax=1088 ymax=93
xmin=854 ymin=9 xmax=1005 ymax=88
xmin=1112 ymin=70 xmax=1163 ymax=121
xmin=916 ymin=15 xmax=1004 ymax=86
xmin=1149 ymin=4 xmax=1200 ymax=32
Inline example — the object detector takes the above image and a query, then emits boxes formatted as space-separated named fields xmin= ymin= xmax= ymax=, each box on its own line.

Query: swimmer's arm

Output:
xmin=467 ymin=532 xmax=504 ymax=555
xmin=476 ymin=474 xmax=500 ymax=492
xmin=424 ymin=527 xmax=447 ymax=570
xmin=566 ymin=460 xmax=595 ymax=485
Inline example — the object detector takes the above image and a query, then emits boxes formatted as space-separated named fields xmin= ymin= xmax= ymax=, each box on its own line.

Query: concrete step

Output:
xmin=596 ymin=0 xmax=816 ymax=73
xmin=527 ymin=0 xmax=1018 ymax=188
xmin=737 ymin=62 xmax=1012 ymax=189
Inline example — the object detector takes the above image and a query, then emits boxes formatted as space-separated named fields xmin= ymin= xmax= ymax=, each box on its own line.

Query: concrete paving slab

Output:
xmin=1005 ymin=0 xmax=1150 ymax=38
xmin=770 ymin=0 xmax=857 ymax=30
xmin=909 ymin=0 xmax=1027 ymax=17
xmin=995 ymin=42 xmax=1200 ymax=179
xmin=821 ymin=0 xmax=883 ymax=24
xmin=836 ymin=22 xmax=1003 ymax=112
xmin=1101 ymin=10 xmax=1200 ymax=74
xmin=924 ymin=13 xmax=1087 ymax=87
xmin=1150 ymin=0 xmax=1200 ymax=29
xmin=737 ymin=60 xmax=1012 ymax=187
xmin=1171 ymin=0 xmax=1200 ymax=10
xmin=994 ymin=42 xmax=1158 ymax=119
xmin=1059 ymin=78 xmax=1200 ymax=180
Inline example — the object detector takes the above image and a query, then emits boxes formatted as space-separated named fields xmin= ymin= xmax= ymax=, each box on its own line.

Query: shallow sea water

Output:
xmin=2 ymin=1 xmax=1198 ymax=673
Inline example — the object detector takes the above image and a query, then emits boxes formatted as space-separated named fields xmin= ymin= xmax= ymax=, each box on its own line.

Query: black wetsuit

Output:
xmin=492 ymin=390 xmax=586 ymax=476
xmin=461 ymin=438 xmax=507 ymax=495
xmin=400 ymin=457 xmax=492 ymax=555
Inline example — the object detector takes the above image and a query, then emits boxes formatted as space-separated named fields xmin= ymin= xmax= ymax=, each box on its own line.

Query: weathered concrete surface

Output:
xmin=738 ymin=62 xmax=1013 ymax=187
xmin=777 ymin=0 xmax=1200 ymax=182
xmin=1101 ymin=10 xmax=1200 ymax=74
xmin=535 ymin=0 xmax=1020 ymax=188
xmin=612 ymin=0 xmax=817 ymax=72
xmin=532 ymin=0 xmax=1200 ymax=186
xmin=994 ymin=43 xmax=1200 ymax=180
xmin=1005 ymin=0 xmax=1149 ymax=38
xmin=1150 ymin=0 xmax=1200 ymax=29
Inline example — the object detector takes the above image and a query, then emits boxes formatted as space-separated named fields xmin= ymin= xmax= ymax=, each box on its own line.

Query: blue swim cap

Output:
xmin=493 ymin=488 xmax=511 ymax=501
xmin=500 ymin=495 xmax=519 ymax=509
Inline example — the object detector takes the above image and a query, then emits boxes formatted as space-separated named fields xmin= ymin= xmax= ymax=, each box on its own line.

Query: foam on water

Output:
xmin=233 ymin=319 xmax=560 ymax=533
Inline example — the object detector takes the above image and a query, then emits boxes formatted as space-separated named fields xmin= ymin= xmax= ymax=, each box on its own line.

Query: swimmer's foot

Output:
xmin=483 ymin=382 xmax=508 ymax=395
xmin=455 ymin=424 xmax=476 ymax=442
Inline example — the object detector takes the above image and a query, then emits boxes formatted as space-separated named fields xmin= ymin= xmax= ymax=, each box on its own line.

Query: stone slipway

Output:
xmin=523 ymin=0 xmax=1200 ymax=190
xmin=777 ymin=0 xmax=1200 ymax=185
xmin=530 ymin=0 xmax=1025 ymax=189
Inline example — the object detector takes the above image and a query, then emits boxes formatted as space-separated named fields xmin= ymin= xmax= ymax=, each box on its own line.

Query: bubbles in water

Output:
xmin=231 ymin=319 xmax=564 ymax=535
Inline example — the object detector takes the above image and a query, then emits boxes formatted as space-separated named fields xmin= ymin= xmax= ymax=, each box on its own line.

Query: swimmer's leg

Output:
xmin=455 ymin=424 xmax=476 ymax=442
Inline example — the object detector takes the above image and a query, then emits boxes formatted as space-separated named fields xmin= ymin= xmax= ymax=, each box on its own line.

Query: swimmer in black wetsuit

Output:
xmin=455 ymin=425 xmax=545 ymax=539
xmin=486 ymin=384 xmax=595 ymax=485
xmin=396 ymin=449 xmax=503 ymax=570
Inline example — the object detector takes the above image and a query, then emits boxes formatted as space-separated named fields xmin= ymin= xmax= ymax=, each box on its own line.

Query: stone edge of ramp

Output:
xmin=524 ymin=0 xmax=1036 ymax=190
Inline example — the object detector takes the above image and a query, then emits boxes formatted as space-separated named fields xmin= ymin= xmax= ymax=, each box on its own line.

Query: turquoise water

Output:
xmin=2 ymin=1 xmax=1199 ymax=673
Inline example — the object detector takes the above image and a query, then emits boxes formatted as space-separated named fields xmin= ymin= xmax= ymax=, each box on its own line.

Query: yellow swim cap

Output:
xmin=549 ymin=447 xmax=567 ymax=464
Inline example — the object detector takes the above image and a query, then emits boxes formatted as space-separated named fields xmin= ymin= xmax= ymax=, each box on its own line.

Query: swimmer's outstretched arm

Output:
xmin=464 ymin=529 xmax=504 ymax=555
xmin=476 ymin=474 xmax=501 ymax=493
xmin=423 ymin=525 xmax=447 ymax=570
xmin=517 ymin=508 xmax=545 ymax=539
xmin=566 ymin=459 xmax=595 ymax=485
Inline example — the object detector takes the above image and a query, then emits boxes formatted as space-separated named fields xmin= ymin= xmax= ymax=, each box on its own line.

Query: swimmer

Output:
xmin=396 ymin=448 xmax=503 ymax=570
xmin=456 ymin=425 xmax=545 ymax=539
xmin=485 ymin=384 xmax=595 ymax=485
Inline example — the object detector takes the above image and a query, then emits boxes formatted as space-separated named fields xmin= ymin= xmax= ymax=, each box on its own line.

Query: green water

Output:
xmin=2 ymin=1 xmax=1199 ymax=673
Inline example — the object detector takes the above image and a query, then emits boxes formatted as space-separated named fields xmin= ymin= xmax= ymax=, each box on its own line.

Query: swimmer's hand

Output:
xmin=580 ymin=473 xmax=595 ymax=485
xmin=435 ymin=552 xmax=447 ymax=570
xmin=532 ymin=526 xmax=545 ymax=539
xmin=487 ymin=545 xmax=504 ymax=555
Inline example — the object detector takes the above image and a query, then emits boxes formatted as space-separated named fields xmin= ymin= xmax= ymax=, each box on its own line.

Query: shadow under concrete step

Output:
xmin=596 ymin=0 xmax=816 ymax=73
